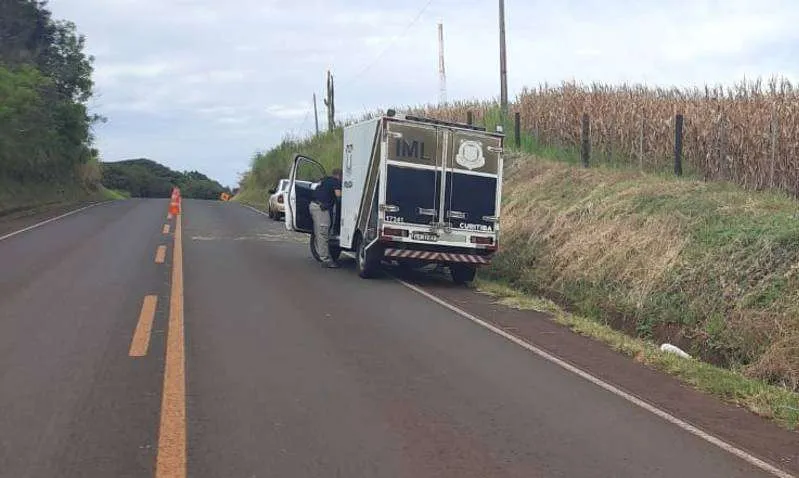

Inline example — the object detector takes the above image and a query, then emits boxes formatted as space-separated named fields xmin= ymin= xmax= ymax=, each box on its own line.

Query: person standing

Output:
xmin=310 ymin=168 xmax=342 ymax=268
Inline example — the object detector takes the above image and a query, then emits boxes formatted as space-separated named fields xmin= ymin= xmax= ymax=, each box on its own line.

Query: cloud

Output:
xmin=265 ymin=104 xmax=312 ymax=120
xmin=48 ymin=0 xmax=799 ymax=187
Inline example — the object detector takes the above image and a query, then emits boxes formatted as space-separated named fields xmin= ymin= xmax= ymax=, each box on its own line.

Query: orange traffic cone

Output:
xmin=168 ymin=187 xmax=181 ymax=218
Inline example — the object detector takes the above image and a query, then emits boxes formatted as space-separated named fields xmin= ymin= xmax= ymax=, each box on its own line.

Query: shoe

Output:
xmin=322 ymin=261 xmax=340 ymax=269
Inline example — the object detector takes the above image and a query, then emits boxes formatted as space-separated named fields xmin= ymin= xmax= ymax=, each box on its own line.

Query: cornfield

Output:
xmin=412 ymin=77 xmax=799 ymax=195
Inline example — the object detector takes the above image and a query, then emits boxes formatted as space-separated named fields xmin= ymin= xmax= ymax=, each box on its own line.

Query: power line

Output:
xmin=345 ymin=0 xmax=434 ymax=86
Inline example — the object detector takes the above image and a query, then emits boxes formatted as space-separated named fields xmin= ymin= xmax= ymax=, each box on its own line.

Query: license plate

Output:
xmin=412 ymin=232 xmax=438 ymax=242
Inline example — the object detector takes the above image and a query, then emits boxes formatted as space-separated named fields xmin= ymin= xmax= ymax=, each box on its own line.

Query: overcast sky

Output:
xmin=49 ymin=0 xmax=798 ymax=187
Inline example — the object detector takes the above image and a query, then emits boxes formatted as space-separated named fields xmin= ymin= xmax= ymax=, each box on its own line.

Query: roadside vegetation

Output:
xmin=235 ymin=129 xmax=344 ymax=208
xmin=0 ymin=1 xmax=107 ymax=214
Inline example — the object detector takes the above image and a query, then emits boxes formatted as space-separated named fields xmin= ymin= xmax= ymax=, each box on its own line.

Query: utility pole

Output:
xmin=313 ymin=93 xmax=319 ymax=135
xmin=323 ymin=70 xmax=335 ymax=131
xmin=438 ymin=21 xmax=447 ymax=105
xmin=498 ymin=0 xmax=508 ymax=117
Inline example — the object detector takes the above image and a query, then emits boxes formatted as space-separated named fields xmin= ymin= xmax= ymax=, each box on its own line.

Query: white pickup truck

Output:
xmin=285 ymin=111 xmax=504 ymax=284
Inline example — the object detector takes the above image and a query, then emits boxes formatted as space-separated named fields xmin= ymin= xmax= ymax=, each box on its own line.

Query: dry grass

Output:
xmin=484 ymin=154 xmax=799 ymax=391
xmin=415 ymin=78 xmax=799 ymax=196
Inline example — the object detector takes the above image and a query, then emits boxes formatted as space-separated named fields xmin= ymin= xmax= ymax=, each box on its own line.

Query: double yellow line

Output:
xmin=156 ymin=213 xmax=186 ymax=478
xmin=127 ymin=209 xmax=187 ymax=478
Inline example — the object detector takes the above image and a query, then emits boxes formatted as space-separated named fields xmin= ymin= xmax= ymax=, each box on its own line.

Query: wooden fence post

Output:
xmin=466 ymin=111 xmax=473 ymax=125
xmin=770 ymin=104 xmax=777 ymax=188
xmin=674 ymin=114 xmax=683 ymax=176
xmin=514 ymin=112 xmax=521 ymax=148
xmin=639 ymin=114 xmax=645 ymax=170
xmin=581 ymin=114 xmax=590 ymax=168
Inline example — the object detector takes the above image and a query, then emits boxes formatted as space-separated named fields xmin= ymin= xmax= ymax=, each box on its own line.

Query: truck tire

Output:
xmin=310 ymin=233 xmax=341 ymax=262
xmin=450 ymin=264 xmax=477 ymax=285
xmin=356 ymin=236 xmax=381 ymax=278
xmin=309 ymin=234 xmax=321 ymax=262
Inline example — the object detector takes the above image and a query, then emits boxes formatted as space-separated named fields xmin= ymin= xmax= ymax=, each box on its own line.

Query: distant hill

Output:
xmin=102 ymin=159 xmax=230 ymax=200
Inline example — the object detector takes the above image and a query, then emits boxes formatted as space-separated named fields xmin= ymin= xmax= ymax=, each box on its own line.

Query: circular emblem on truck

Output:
xmin=455 ymin=140 xmax=485 ymax=170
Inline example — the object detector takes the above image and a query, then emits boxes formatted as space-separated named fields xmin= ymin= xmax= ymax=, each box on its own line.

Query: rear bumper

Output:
xmin=384 ymin=248 xmax=491 ymax=265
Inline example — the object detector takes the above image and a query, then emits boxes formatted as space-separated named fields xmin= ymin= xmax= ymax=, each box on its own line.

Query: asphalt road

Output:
xmin=0 ymin=198 xmax=794 ymax=477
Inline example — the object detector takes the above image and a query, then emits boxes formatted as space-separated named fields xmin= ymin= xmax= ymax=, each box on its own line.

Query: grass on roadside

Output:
xmin=475 ymin=278 xmax=799 ymax=430
xmin=488 ymin=154 xmax=799 ymax=392
xmin=231 ymin=186 xmax=269 ymax=209
xmin=0 ymin=178 xmax=126 ymax=216
xmin=235 ymin=129 xmax=343 ymax=203
xmin=100 ymin=187 xmax=129 ymax=200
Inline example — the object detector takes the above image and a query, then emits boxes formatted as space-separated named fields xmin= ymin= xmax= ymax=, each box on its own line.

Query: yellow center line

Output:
xmin=129 ymin=295 xmax=158 ymax=357
xmin=155 ymin=245 xmax=167 ymax=264
xmin=163 ymin=224 xmax=171 ymax=234
xmin=155 ymin=213 xmax=186 ymax=478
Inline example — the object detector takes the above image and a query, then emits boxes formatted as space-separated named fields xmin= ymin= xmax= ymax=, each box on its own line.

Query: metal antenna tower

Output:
xmin=438 ymin=21 xmax=447 ymax=105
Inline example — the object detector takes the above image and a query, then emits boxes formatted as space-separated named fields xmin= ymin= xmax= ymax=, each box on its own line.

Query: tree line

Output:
xmin=102 ymin=159 xmax=231 ymax=200
xmin=0 ymin=0 xmax=101 ymax=186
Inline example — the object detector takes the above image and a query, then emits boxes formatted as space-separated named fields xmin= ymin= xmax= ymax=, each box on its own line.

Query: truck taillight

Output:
xmin=470 ymin=236 xmax=494 ymax=245
xmin=277 ymin=195 xmax=284 ymax=204
xmin=381 ymin=227 xmax=408 ymax=238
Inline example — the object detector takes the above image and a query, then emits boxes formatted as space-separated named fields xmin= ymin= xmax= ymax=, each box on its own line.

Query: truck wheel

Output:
xmin=309 ymin=233 xmax=322 ymax=262
xmin=356 ymin=236 xmax=381 ymax=278
xmin=267 ymin=206 xmax=274 ymax=219
xmin=310 ymin=233 xmax=341 ymax=262
xmin=450 ymin=264 xmax=477 ymax=285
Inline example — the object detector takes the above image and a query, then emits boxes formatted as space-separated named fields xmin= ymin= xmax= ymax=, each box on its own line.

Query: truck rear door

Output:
xmin=384 ymin=120 xmax=501 ymax=237
xmin=384 ymin=121 xmax=442 ymax=227
xmin=444 ymin=130 xmax=501 ymax=234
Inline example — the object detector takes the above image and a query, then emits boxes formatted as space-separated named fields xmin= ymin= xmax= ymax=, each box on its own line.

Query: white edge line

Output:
xmin=0 ymin=202 xmax=106 ymax=242
xmin=395 ymin=278 xmax=794 ymax=478
xmin=242 ymin=204 xmax=269 ymax=216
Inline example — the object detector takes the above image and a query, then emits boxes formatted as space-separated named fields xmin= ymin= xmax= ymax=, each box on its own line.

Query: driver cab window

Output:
xmin=295 ymin=161 xmax=325 ymax=184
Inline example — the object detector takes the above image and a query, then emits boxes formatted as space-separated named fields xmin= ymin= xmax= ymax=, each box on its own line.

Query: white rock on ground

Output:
xmin=660 ymin=343 xmax=692 ymax=359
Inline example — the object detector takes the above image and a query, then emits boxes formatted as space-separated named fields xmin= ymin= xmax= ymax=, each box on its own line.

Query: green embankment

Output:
xmin=0 ymin=171 xmax=119 ymax=216
xmin=234 ymin=130 xmax=343 ymax=208
xmin=236 ymin=116 xmax=799 ymax=429
xmin=0 ymin=2 xmax=109 ymax=214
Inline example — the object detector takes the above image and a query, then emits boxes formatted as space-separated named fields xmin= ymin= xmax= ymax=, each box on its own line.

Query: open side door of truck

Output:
xmin=286 ymin=154 xmax=326 ymax=234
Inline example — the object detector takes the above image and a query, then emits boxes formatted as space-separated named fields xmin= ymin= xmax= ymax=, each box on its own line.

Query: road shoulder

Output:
xmin=399 ymin=271 xmax=799 ymax=476
xmin=0 ymin=201 xmax=108 ymax=238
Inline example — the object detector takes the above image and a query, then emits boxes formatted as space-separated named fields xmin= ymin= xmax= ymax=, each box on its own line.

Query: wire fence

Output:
xmin=414 ymin=79 xmax=799 ymax=196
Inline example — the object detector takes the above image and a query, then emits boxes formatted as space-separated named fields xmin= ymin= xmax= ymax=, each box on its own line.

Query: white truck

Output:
xmin=285 ymin=111 xmax=504 ymax=284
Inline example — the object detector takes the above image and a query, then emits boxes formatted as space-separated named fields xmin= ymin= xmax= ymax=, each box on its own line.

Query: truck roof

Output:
xmin=351 ymin=111 xmax=505 ymax=138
